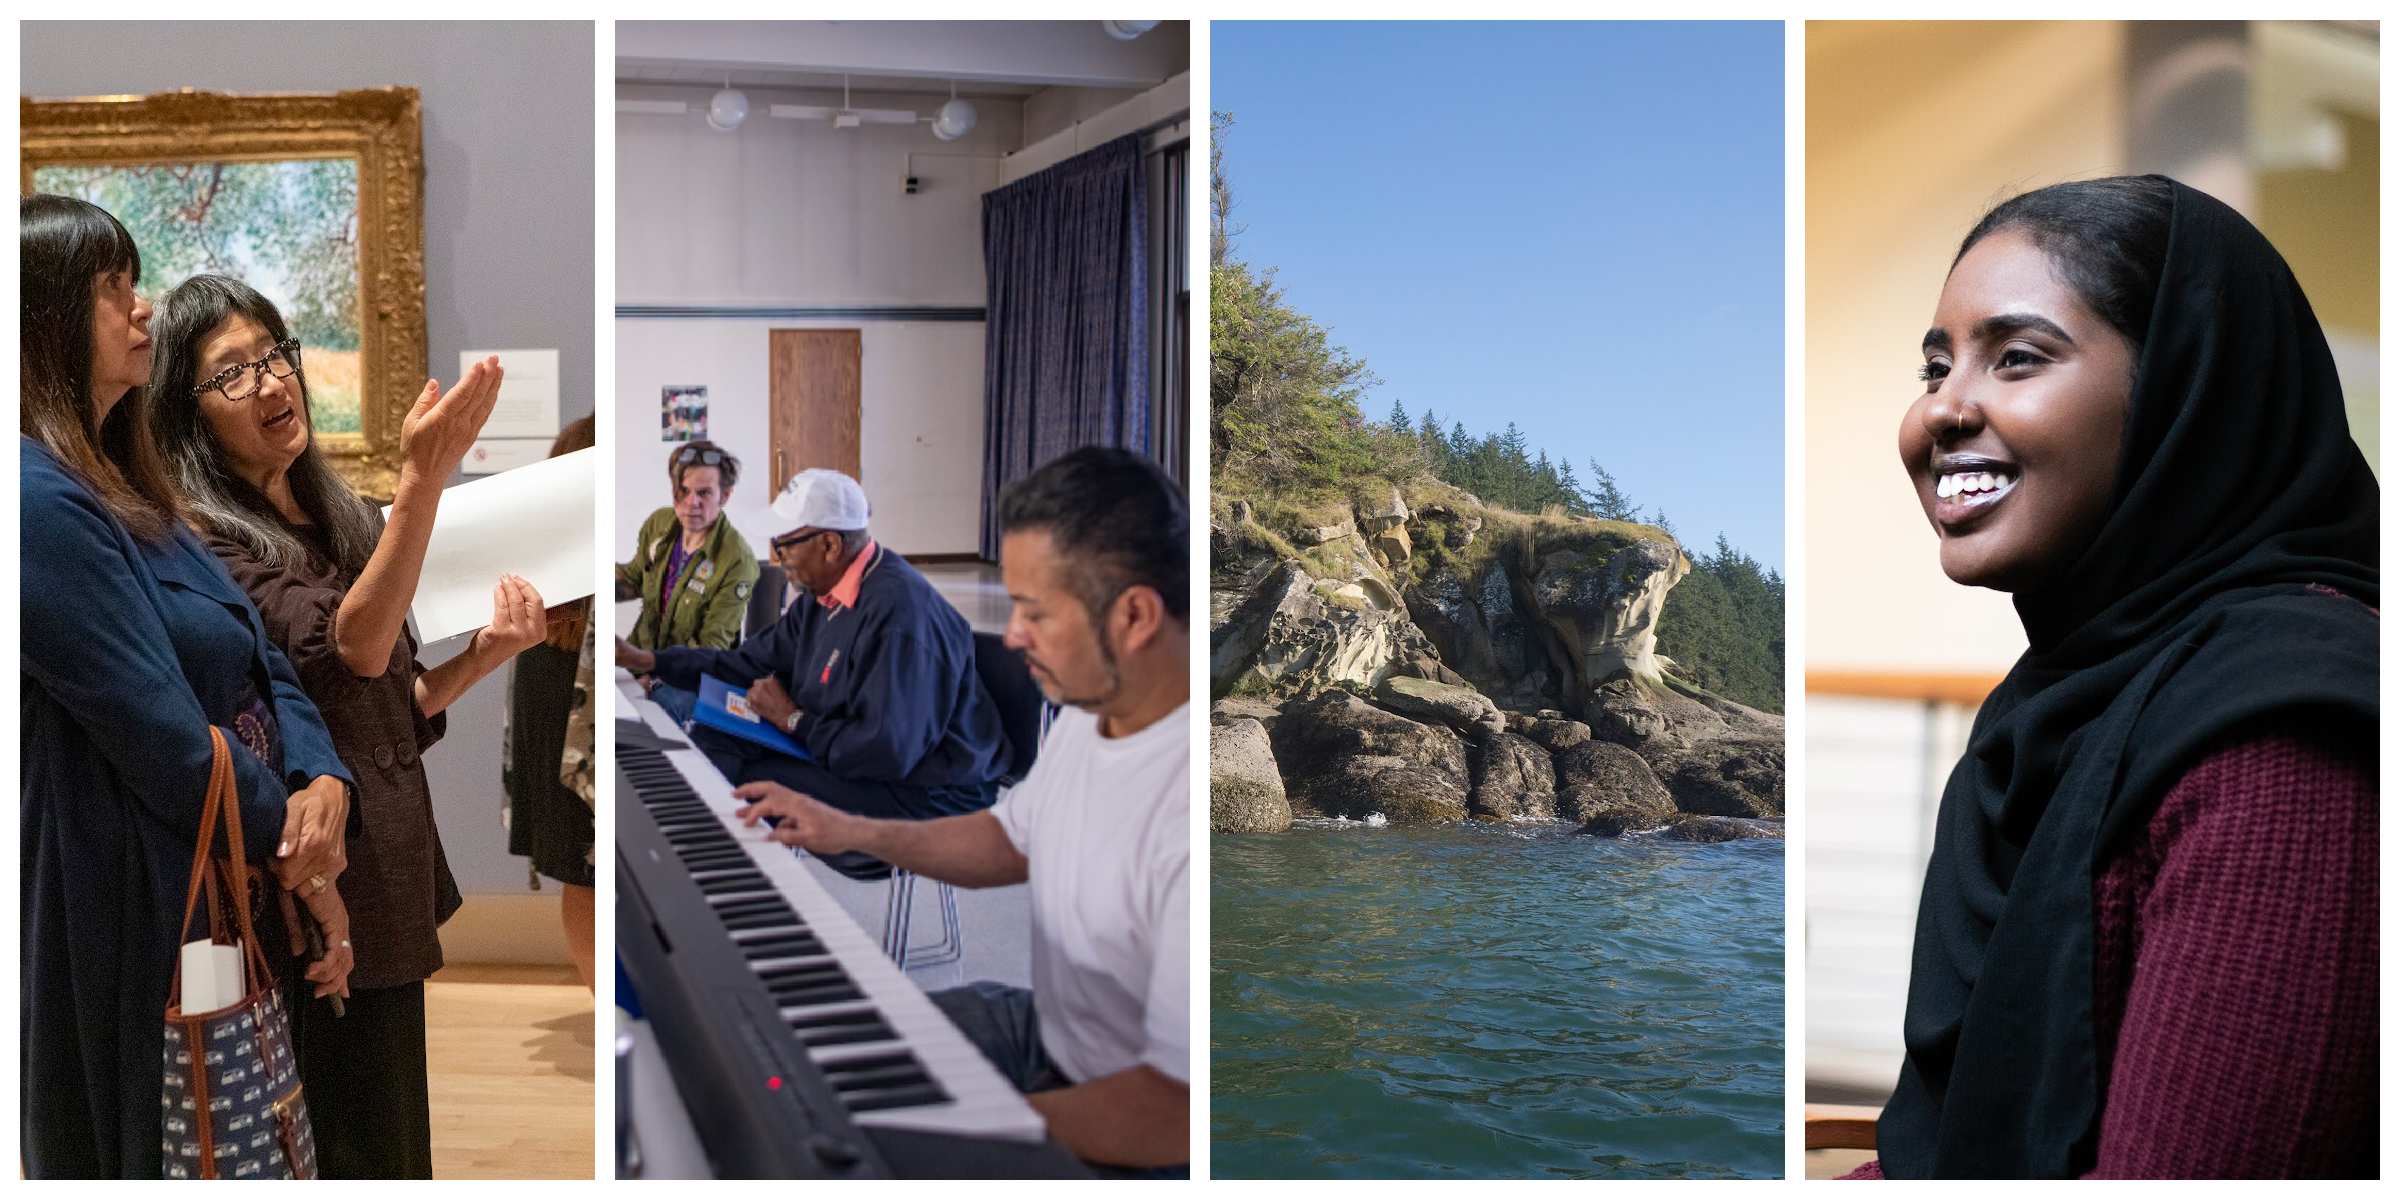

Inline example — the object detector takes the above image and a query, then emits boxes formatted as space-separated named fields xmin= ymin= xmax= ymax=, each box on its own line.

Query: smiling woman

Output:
xmin=1902 ymin=179 xmax=2160 ymax=592
xmin=1861 ymin=176 xmax=2380 ymax=1179
xmin=144 ymin=273 xmax=556 ymax=1178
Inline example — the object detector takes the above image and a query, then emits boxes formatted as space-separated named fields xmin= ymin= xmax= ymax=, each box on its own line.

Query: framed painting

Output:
xmin=22 ymin=88 xmax=426 ymax=499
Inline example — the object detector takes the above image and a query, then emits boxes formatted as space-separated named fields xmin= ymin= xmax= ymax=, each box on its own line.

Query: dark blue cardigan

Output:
xmin=19 ymin=439 xmax=351 ymax=1178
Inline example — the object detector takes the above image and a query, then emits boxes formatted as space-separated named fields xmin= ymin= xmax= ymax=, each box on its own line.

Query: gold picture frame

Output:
xmin=22 ymin=88 xmax=426 ymax=500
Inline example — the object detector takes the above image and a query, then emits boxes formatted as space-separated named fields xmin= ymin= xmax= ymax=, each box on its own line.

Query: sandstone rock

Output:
xmin=1586 ymin=682 xmax=1670 ymax=746
xmin=1657 ymin=815 xmax=1784 ymax=842
xmin=1272 ymin=692 xmax=1471 ymax=824
xmin=1519 ymin=717 xmax=1592 ymax=754
xmin=1228 ymin=498 xmax=1254 ymax=524
xmin=1469 ymin=731 xmax=1556 ymax=821
xmin=1297 ymin=518 xmax=1355 ymax=545
xmin=1531 ymin=538 xmax=1688 ymax=691
xmin=1657 ymin=741 xmax=1786 ymax=819
xmin=1402 ymin=557 xmax=1559 ymax=711
xmin=1357 ymin=484 xmax=1410 ymax=534
xmin=1370 ymin=523 xmax=1412 ymax=567
xmin=1555 ymin=741 xmax=1676 ymax=834
xmin=1374 ymin=675 xmax=1505 ymax=737
xmin=1210 ymin=718 xmax=1291 ymax=833
xmin=1210 ymin=694 xmax=1284 ymax=727
xmin=1306 ymin=756 xmax=1470 ymax=825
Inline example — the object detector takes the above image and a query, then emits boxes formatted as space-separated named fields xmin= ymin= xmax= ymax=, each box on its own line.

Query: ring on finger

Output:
xmin=307 ymin=874 xmax=328 ymax=895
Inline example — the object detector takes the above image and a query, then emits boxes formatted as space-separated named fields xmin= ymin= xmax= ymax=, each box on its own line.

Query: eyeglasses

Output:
xmin=194 ymin=339 xmax=302 ymax=402
xmin=771 ymin=527 xmax=834 ymax=554
xmin=673 ymin=446 xmax=727 ymax=466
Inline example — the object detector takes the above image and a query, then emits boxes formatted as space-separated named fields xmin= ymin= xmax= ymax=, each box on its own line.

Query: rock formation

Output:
xmin=1211 ymin=481 xmax=1783 ymax=839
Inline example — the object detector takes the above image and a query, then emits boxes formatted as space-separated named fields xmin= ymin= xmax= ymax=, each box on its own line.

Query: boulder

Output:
xmin=1272 ymin=692 xmax=1471 ymax=824
xmin=1306 ymin=755 xmax=1470 ymax=825
xmin=1297 ymin=519 xmax=1355 ymax=545
xmin=1373 ymin=675 xmax=1505 ymax=737
xmin=1586 ymin=679 xmax=1671 ymax=746
xmin=1210 ymin=718 xmax=1291 ymax=833
xmin=1555 ymin=741 xmax=1676 ymax=834
xmin=1469 ymin=731 xmax=1556 ymax=821
xmin=1370 ymin=523 xmax=1412 ymax=567
xmin=1358 ymin=485 xmax=1410 ymax=534
xmin=1658 ymin=742 xmax=1786 ymax=819
xmin=1657 ymin=815 xmax=1784 ymax=843
xmin=1518 ymin=717 xmax=1592 ymax=755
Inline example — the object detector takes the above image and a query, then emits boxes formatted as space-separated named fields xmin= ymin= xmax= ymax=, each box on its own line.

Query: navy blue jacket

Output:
xmin=652 ymin=544 xmax=1005 ymax=794
xmin=19 ymin=440 xmax=351 ymax=1178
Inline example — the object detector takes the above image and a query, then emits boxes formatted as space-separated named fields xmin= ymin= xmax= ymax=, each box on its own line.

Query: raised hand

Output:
xmin=399 ymin=356 xmax=505 ymax=488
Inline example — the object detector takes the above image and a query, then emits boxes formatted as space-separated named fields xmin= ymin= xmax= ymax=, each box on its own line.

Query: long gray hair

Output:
xmin=148 ymin=275 xmax=380 ymax=576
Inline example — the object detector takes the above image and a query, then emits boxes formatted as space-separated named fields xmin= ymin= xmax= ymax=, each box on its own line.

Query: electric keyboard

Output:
xmin=616 ymin=685 xmax=1088 ymax=1178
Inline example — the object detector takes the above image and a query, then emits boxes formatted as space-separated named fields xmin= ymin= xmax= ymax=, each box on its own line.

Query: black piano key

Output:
xmin=842 ymin=1085 xmax=952 ymax=1113
xmin=771 ymin=981 xmax=865 ymax=1008
xmin=790 ymin=1015 xmax=899 ymax=1049
xmin=741 ymin=932 xmax=829 ymax=960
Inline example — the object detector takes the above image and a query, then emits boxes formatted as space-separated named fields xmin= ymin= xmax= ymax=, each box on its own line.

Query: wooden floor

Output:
xmin=426 ymin=964 xmax=596 ymax=1179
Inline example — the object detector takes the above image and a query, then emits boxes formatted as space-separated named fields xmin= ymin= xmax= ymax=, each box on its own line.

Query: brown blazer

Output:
xmin=207 ymin=518 xmax=458 ymax=991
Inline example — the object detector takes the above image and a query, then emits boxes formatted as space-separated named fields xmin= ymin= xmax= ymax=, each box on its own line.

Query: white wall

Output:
xmin=615 ymin=319 xmax=988 ymax=556
xmin=616 ymin=81 xmax=1015 ymax=557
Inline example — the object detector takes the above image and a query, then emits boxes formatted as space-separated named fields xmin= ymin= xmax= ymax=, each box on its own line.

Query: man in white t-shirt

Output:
xmin=733 ymin=447 xmax=1190 ymax=1174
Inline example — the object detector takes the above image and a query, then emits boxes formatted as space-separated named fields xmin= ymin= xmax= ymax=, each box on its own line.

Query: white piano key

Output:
xmin=628 ymin=696 xmax=1049 ymax=1144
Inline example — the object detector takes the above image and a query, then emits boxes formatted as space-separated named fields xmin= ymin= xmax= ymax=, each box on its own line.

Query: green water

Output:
xmin=1211 ymin=820 xmax=1784 ymax=1179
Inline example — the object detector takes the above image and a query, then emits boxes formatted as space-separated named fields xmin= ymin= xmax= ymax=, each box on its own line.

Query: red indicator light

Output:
xmin=767 ymin=1075 xmax=783 ymax=1090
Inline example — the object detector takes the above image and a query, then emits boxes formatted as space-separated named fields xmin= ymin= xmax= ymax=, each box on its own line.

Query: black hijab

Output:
xmin=1877 ymin=178 xmax=2379 ymax=1177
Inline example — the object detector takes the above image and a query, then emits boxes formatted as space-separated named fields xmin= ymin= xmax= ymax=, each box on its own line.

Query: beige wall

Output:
xmin=1806 ymin=20 xmax=2378 ymax=672
xmin=1807 ymin=22 xmax=2129 ymax=671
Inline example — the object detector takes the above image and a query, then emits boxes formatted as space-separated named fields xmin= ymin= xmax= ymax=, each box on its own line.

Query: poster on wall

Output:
xmin=662 ymin=385 xmax=708 ymax=441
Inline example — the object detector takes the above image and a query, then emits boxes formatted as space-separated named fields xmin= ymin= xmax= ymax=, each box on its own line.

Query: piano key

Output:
xmin=619 ymin=733 xmax=1050 ymax=1143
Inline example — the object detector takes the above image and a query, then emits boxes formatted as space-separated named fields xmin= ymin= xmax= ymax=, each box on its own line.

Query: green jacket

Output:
xmin=616 ymin=507 xmax=760 ymax=651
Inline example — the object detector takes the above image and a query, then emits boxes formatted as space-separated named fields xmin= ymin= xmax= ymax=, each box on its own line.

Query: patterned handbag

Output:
xmin=159 ymin=728 xmax=318 ymax=1179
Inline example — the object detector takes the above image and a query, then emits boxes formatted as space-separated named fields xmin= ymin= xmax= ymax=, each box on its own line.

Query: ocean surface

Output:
xmin=1211 ymin=819 xmax=1784 ymax=1179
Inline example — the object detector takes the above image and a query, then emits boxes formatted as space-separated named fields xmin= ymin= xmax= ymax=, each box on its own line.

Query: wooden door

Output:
xmin=766 ymin=329 xmax=862 ymax=495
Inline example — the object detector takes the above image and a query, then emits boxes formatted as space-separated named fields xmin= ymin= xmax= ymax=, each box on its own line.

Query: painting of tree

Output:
xmin=35 ymin=158 xmax=365 ymax=433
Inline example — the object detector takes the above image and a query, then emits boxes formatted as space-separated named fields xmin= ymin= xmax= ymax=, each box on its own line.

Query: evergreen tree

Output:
xmin=1584 ymin=460 xmax=1638 ymax=521
xmin=1387 ymin=398 xmax=1413 ymax=433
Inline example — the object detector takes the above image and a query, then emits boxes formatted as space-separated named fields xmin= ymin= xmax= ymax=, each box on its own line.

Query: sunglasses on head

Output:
xmin=673 ymin=446 xmax=726 ymax=466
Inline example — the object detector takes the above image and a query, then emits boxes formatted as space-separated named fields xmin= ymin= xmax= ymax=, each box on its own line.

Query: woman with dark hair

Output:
xmin=506 ymin=414 xmax=599 ymax=992
xmin=19 ymin=196 xmax=355 ymax=1178
xmin=1863 ymin=176 xmax=2378 ymax=1178
xmin=615 ymin=438 xmax=759 ymax=724
xmin=147 ymin=273 xmax=550 ymax=1178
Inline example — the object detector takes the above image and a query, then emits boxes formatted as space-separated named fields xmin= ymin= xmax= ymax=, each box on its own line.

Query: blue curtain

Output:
xmin=979 ymin=133 xmax=1150 ymax=560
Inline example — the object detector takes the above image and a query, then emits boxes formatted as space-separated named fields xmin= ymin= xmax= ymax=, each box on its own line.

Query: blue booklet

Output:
xmin=693 ymin=675 xmax=812 ymax=761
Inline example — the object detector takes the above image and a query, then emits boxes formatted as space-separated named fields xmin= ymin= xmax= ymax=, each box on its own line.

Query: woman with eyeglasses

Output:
xmin=146 ymin=274 xmax=552 ymax=1178
xmin=20 ymin=198 xmax=355 ymax=1177
xmin=614 ymin=439 xmax=760 ymax=724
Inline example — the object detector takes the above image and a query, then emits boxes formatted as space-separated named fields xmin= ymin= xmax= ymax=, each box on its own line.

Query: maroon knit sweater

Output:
xmin=1845 ymin=727 xmax=2379 ymax=1178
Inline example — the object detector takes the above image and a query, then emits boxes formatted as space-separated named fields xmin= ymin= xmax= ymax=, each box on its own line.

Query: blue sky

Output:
xmin=1214 ymin=21 xmax=1785 ymax=570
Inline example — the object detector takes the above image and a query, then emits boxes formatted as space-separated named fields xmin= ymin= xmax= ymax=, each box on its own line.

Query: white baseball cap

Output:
xmin=770 ymin=468 xmax=870 ymax=532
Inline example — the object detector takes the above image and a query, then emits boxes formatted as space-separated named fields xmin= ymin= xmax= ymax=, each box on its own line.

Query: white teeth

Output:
xmin=1937 ymin=470 xmax=2017 ymax=502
